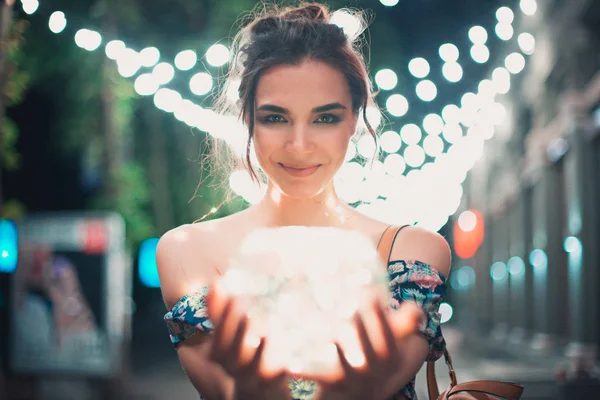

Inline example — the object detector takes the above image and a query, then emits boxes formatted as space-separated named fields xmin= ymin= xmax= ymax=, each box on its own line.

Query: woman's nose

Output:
xmin=285 ymin=124 xmax=315 ymax=154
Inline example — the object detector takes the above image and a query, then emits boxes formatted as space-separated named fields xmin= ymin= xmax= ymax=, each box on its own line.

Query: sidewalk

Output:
xmin=412 ymin=327 xmax=561 ymax=400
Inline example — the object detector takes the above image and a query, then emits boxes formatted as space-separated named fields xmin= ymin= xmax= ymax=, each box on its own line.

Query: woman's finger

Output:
xmin=244 ymin=336 xmax=266 ymax=373
xmin=354 ymin=311 xmax=377 ymax=366
xmin=209 ymin=298 xmax=234 ymax=360
xmin=335 ymin=342 xmax=355 ymax=379
xmin=374 ymin=300 xmax=400 ymax=361
xmin=227 ymin=313 xmax=249 ymax=365
xmin=206 ymin=282 xmax=223 ymax=323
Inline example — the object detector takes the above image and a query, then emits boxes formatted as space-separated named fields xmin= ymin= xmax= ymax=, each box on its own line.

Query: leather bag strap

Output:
xmin=427 ymin=361 xmax=440 ymax=399
xmin=447 ymin=380 xmax=524 ymax=399
xmin=427 ymin=352 xmax=524 ymax=400
xmin=427 ymin=348 xmax=456 ymax=400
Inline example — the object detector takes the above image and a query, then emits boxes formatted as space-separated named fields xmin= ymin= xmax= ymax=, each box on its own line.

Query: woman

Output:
xmin=158 ymin=3 xmax=451 ymax=399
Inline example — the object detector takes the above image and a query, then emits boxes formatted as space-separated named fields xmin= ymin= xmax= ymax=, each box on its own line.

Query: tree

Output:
xmin=1 ymin=0 xmax=30 ymax=217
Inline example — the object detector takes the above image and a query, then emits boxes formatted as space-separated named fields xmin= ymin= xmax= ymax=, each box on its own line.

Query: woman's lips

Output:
xmin=279 ymin=163 xmax=321 ymax=177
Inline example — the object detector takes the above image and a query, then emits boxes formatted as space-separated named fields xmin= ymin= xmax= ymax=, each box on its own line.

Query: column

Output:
xmin=474 ymin=216 xmax=493 ymax=333
xmin=521 ymin=187 xmax=535 ymax=337
xmin=507 ymin=193 xmax=528 ymax=345
xmin=530 ymin=161 xmax=569 ymax=352
xmin=490 ymin=211 xmax=510 ymax=341
xmin=547 ymin=159 xmax=570 ymax=343
xmin=563 ymin=123 xmax=599 ymax=364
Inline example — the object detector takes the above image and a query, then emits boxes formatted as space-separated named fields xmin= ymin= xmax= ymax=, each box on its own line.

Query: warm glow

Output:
xmin=216 ymin=227 xmax=390 ymax=376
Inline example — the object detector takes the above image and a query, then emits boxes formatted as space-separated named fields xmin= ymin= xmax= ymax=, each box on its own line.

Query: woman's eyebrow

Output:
xmin=256 ymin=102 xmax=347 ymax=114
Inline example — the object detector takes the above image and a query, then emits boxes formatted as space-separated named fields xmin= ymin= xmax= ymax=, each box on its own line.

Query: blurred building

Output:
xmin=451 ymin=0 xmax=600 ymax=369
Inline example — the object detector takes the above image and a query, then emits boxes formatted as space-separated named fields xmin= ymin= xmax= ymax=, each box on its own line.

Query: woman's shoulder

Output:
xmin=156 ymin=214 xmax=246 ymax=309
xmin=157 ymin=209 xmax=253 ymax=261
xmin=389 ymin=225 xmax=452 ymax=279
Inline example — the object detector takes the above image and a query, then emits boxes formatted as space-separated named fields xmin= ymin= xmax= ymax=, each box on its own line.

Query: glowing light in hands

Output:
xmin=216 ymin=226 xmax=390 ymax=377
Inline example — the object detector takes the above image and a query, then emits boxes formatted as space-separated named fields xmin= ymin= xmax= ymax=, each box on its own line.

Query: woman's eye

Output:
xmin=261 ymin=115 xmax=286 ymax=123
xmin=315 ymin=114 xmax=340 ymax=124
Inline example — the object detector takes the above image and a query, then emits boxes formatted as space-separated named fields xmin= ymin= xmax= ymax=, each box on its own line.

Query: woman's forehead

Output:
xmin=256 ymin=60 xmax=352 ymax=107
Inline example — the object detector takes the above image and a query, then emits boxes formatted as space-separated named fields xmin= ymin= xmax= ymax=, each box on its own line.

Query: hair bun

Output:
xmin=250 ymin=16 xmax=279 ymax=36
xmin=281 ymin=3 xmax=329 ymax=23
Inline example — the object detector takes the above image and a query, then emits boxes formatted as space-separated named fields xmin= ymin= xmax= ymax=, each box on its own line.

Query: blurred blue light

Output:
xmin=0 ymin=219 xmax=18 ymax=273
xmin=508 ymin=256 xmax=525 ymax=275
xmin=490 ymin=261 xmax=508 ymax=281
xmin=563 ymin=236 xmax=582 ymax=253
xmin=458 ymin=266 xmax=476 ymax=288
xmin=528 ymin=248 xmax=547 ymax=268
xmin=138 ymin=238 xmax=160 ymax=288
xmin=450 ymin=266 xmax=476 ymax=290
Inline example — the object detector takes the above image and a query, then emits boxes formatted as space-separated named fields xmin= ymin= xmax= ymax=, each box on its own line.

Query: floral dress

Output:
xmin=164 ymin=260 xmax=447 ymax=400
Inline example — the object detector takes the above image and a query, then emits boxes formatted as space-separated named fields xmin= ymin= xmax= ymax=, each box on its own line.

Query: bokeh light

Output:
xmin=174 ymin=50 xmax=197 ymax=71
xmin=375 ymin=69 xmax=398 ymax=90
xmin=518 ymin=33 xmax=536 ymax=55
xmin=439 ymin=43 xmax=459 ymax=62
xmin=386 ymin=94 xmax=409 ymax=117
xmin=408 ymin=58 xmax=430 ymax=78
xmin=468 ymin=26 xmax=488 ymax=44
xmin=443 ymin=62 xmax=463 ymax=83
xmin=416 ymin=80 xmax=437 ymax=102
xmin=206 ymin=44 xmax=230 ymax=67
xmin=49 ymin=11 xmax=67 ymax=33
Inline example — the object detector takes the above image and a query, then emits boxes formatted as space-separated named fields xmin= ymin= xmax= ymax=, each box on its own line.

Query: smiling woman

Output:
xmin=251 ymin=59 xmax=358 ymax=199
xmin=212 ymin=2 xmax=379 ymax=187
xmin=157 ymin=3 xmax=451 ymax=400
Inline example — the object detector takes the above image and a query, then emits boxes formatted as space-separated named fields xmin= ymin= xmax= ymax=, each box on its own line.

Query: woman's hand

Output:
xmin=207 ymin=288 xmax=292 ymax=400
xmin=313 ymin=300 xmax=423 ymax=400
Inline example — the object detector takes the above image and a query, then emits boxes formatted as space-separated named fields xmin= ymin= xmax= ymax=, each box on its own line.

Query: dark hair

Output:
xmin=214 ymin=2 xmax=380 ymax=183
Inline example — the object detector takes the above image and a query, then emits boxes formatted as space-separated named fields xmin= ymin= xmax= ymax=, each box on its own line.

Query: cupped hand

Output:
xmin=207 ymin=285 xmax=292 ymax=400
xmin=311 ymin=300 xmax=424 ymax=400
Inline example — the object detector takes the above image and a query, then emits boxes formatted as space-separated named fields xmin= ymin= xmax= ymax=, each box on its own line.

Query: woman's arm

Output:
xmin=382 ymin=226 xmax=452 ymax=397
xmin=380 ymin=333 xmax=429 ymax=399
xmin=157 ymin=226 xmax=235 ymax=400
xmin=176 ymin=336 xmax=236 ymax=400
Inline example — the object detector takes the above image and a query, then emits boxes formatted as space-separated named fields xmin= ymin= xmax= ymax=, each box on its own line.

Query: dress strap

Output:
xmin=376 ymin=224 xmax=410 ymax=264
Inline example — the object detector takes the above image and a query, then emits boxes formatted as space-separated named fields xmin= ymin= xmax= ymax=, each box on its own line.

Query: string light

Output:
xmin=193 ymin=197 xmax=235 ymax=223
xmin=24 ymin=2 xmax=535 ymax=232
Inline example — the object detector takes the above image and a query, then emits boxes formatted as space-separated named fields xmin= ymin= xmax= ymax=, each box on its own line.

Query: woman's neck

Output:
xmin=256 ymin=183 xmax=355 ymax=227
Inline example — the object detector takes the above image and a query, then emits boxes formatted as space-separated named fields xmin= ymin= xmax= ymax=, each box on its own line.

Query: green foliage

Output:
xmin=1 ymin=17 xmax=30 ymax=177
xmin=0 ymin=198 xmax=26 ymax=221
xmin=91 ymin=161 xmax=153 ymax=247
xmin=4 ymin=19 xmax=30 ymax=105
xmin=1 ymin=117 xmax=21 ymax=170
xmin=112 ymin=162 xmax=154 ymax=246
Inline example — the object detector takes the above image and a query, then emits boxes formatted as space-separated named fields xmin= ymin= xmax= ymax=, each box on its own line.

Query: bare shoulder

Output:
xmin=156 ymin=217 xmax=231 ymax=308
xmin=389 ymin=225 xmax=452 ymax=279
xmin=156 ymin=210 xmax=255 ymax=309
xmin=156 ymin=224 xmax=209 ymax=310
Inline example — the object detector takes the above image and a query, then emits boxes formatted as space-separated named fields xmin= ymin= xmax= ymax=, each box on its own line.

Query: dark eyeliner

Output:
xmin=315 ymin=114 xmax=341 ymax=124
xmin=259 ymin=115 xmax=286 ymax=124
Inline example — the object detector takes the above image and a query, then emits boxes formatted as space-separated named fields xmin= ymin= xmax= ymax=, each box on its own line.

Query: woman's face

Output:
xmin=252 ymin=58 xmax=358 ymax=199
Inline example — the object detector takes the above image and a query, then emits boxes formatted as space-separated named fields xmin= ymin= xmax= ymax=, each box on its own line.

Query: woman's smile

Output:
xmin=278 ymin=163 xmax=322 ymax=177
